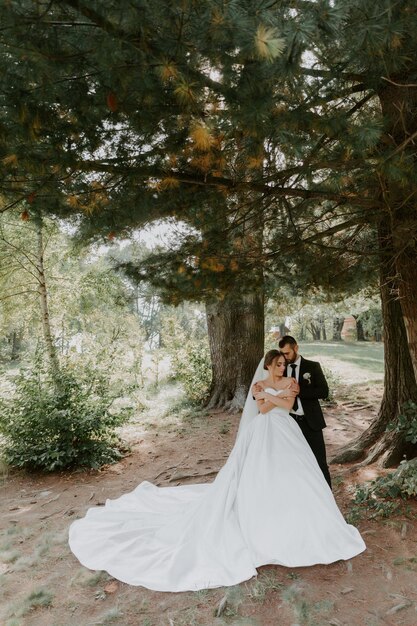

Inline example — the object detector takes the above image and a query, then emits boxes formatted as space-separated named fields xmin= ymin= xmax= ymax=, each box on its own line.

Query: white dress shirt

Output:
xmin=287 ymin=356 xmax=304 ymax=416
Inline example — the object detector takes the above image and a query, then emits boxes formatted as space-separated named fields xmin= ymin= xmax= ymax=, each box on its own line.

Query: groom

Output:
xmin=278 ymin=336 xmax=332 ymax=488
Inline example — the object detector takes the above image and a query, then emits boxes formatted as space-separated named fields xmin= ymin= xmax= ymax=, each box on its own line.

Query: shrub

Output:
xmin=162 ymin=316 xmax=212 ymax=404
xmin=321 ymin=365 xmax=340 ymax=403
xmin=387 ymin=400 xmax=417 ymax=444
xmin=0 ymin=357 xmax=130 ymax=471
xmin=368 ymin=459 xmax=417 ymax=499
xmin=348 ymin=458 xmax=417 ymax=522
xmin=170 ymin=340 xmax=212 ymax=404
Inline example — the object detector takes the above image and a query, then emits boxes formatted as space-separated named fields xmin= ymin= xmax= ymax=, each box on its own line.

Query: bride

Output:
xmin=69 ymin=350 xmax=365 ymax=592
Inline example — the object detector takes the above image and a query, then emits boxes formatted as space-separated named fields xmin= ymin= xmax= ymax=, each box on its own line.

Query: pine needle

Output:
xmin=255 ymin=25 xmax=285 ymax=61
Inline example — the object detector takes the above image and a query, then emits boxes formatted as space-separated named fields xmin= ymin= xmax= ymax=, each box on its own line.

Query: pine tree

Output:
xmin=0 ymin=0 xmax=288 ymax=408
xmin=0 ymin=1 xmax=416 ymax=458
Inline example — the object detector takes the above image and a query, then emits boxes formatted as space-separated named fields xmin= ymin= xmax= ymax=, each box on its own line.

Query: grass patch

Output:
xmin=8 ymin=587 xmax=54 ymax=618
xmin=393 ymin=556 xmax=417 ymax=571
xmin=72 ymin=568 xmax=111 ymax=587
xmin=300 ymin=341 xmax=384 ymax=376
xmin=1 ymin=550 xmax=20 ymax=563
xmin=213 ymin=617 xmax=260 ymax=626
xmin=5 ymin=619 xmax=23 ymax=626
xmin=245 ymin=571 xmax=283 ymax=602
xmin=13 ymin=553 xmax=41 ymax=571
xmin=93 ymin=606 xmax=123 ymax=624
xmin=219 ymin=423 xmax=230 ymax=435
xmin=281 ymin=583 xmax=334 ymax=625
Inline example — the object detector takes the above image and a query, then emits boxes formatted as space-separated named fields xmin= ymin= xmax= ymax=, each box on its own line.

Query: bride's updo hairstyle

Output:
xmin=263 ymin=349 xmax=284 ymax=370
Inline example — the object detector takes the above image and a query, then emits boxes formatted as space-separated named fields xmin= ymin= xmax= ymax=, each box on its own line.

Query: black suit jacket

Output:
xmin=286 ymin=356 xmax=329 ymax=431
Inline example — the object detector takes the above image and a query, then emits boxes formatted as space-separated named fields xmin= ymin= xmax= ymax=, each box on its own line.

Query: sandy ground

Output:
xmin=1 ymin=380 xmax=416 ymax=626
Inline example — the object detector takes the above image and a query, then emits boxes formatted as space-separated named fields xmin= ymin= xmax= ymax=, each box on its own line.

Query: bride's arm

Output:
xmin=256 ymin=390 xmax=295 ymax=412
xmin=256 ymin=397 xmax=277 ymax=414
xmin=255 ymin=386 xmax=280 ymax=413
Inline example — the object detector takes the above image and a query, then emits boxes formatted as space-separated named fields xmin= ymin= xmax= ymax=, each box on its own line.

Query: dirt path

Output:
xmin=1 ymin=383 xmax=416 ymax=626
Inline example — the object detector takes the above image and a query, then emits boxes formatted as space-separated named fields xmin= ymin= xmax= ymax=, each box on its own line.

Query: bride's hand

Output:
xmin=254 ymin=390 xmax=268 ymax=400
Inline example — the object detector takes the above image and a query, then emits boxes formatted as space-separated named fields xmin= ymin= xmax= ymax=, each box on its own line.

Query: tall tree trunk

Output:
xmin=378 ymin=83 xmax=417 ymax=382
xmin=310 ymin=321 xmax=321 ymax=341
xmin=9 ymin=330 xmax=22 ymax=361
xmin=395 ymin=248 xmax=417 ymax=381
xmin=35 ymin=216 xmax=60 ymax=375
xmin=332 ymin=225 xmax=417 ymax=467
xmin=206 ymin=287 xmax=264 ymax=411
xmin=319 ymin=316 xmax=327 ymax=341
xmin=204 ymin=184 xmax=265 ymax=410
xmin=332 ymin=317 xmax=344 ymax=341
xmin=354 ymin=316 xmax=365 ymax=341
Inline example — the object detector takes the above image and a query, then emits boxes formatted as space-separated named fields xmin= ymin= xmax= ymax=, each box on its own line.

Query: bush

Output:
xmin=170 ymin=340 xmax=212 ymax=404
xmin=367 ymin=459 xmax=417 ymax=499
xmin=0 ymin=358 xmax=131 ymax=471
xmin=387 ymin=400 xmax=417 ymax=444
xmin=161 ymin=315 xmax=212 ymax=404
xmin=348 ymin=458 xmax=417 ymax=522
xmin=321 ymin=365 xmax=340 ymax=403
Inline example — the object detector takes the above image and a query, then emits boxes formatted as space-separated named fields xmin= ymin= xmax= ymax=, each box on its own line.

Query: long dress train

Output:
xmin=68 ymin=389 xmax=365 ymax=592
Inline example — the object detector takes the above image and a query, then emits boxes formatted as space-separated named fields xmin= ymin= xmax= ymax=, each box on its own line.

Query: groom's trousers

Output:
xmin=291 ymin=415 xmax=332 ymax=488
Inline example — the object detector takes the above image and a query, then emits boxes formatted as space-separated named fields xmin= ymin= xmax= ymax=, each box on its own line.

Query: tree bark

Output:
xmin=35 ymin=217 xmax=60 ymax=375
xmin=309 ymin=321 xmax=321 ymax=341
xmin=206 ymin=288 xmax=264 ymax=411
xmin=203 ymin=179 xmax=265 ymax=410
xmin=378 ymin=82 xmax=417 ymax=382
xmin=332 ymin=317 xmax=344 ymax=341
xmin=332 ymin=225 xmax=417 ymax=467
xmin=355 ymin=317 xmax=365 ymax=342
xmin=319 ymin=316 xmax=327 ymax=341
xmin=9 ymin=330 xmax=23 ymax=361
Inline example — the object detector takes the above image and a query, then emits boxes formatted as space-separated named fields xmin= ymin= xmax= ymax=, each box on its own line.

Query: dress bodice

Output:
xmin=264 ymin=387 xmax=283 ymax=396
xmin=261 ymin=387 xmax=289 ymax=418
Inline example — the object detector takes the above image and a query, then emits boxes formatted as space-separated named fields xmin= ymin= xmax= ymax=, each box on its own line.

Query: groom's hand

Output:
xmin=252 ymin=382 xmax=263 ymax=401
xmin=288 ymin=379 xmax=300 ymax=393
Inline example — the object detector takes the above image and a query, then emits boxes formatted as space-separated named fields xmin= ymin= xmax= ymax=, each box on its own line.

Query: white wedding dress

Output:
xmin=69 ymin=388 xmax=366 ymax=592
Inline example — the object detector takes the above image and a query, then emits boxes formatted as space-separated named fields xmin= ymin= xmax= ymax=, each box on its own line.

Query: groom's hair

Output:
xmin=278 ymin=335 xmax=297 ymax=349
xmin=263 ymin=349 xmax=284 ymax=369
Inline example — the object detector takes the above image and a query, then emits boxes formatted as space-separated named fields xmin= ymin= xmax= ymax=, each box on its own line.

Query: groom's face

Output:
xmin=280 ymin=343 xmax=298 ymax=364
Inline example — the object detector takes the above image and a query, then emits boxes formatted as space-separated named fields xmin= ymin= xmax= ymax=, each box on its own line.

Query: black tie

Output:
xmin=290 ymin=364 xmax=299 ymax=412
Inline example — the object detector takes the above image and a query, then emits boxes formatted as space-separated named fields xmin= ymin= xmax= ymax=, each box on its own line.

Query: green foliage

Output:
xmin=171 ymin=340 xmax=212 ymax=405
xmin=7 ymin=587 xmax=53 ymax=619
xmin=0 ymin=357 xmax=130 ymax=471
xmin=373 ymin=459 xmax=417 ymax=499
xmin=321 ymin=365 xmax=340 ymax=403
xmin=356 ymin=308 xmax=383 ymax=341
xmin=348 ymin=458 xmax=417 ymax=522
xmin=387 ymin=400 xmax=417 ymax=444
xmin=162 ymin=315 xmax=212 ymax=405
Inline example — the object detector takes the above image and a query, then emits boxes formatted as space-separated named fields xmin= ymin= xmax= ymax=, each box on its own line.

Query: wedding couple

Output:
xmin=69 ymin=336 xmax=365 ymax=592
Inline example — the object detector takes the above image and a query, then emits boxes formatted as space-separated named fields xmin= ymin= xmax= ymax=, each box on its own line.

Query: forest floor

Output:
xmin=1 ymin=344 xmax=417 ymax=626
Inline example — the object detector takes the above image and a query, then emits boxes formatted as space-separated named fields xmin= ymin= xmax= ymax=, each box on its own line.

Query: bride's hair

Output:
xmin=263 ymin=349 xmax=285 ymax=370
